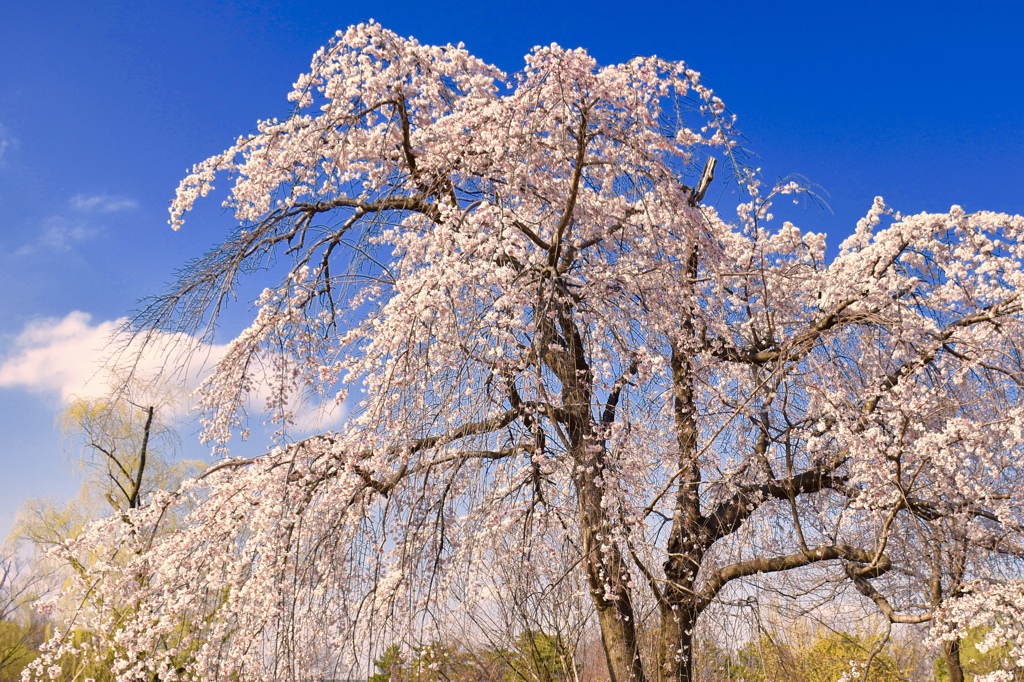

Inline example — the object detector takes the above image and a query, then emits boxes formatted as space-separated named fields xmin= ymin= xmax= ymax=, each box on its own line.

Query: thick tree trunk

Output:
xmin=930 ymin=536 xmax=966 ymax=682
xmin=655 ymin=324 xmax=704 ymax=682
xmin=577 ymin=468 xmax=646 ymax=682
xmin=593 ymin=592 xmax=645 ymax=682
xmin=656 ymin=600 xmax=696 ymax=682
xmin=550 ymin=304 xmax=647 ymax=682
xmin=942 ymin=639 xmax=964 ymax=682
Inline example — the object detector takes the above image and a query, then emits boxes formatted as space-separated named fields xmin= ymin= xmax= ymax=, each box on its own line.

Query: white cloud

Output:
xmin=0 ymin=312 xmax=227 ymax=415
xmin=70 ymin=193 xmax=138 ymax=213
xmin=39 ymin=219 xmax=97 ymax=250
xmin=291 ymin=396 xmax=349 ymax=436
xmin=0 ymin=312 xmax=116 ymax=399
xmin=0 ymin=312 xmax=349 ymax=444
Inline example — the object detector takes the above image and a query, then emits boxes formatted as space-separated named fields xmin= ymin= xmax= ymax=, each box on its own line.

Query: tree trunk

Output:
xmin=654 ymin=339 xmax=704 ymax=682
xmin=577 ymin=469 xmax=646 ymax=682
xmin=930 ymin=533 xmax=966 ymax=682
xmin=593 ymin=592 xmax=645 ymax=682
xmin=656 ymin=600 xmax=696 ymax=682
xmin=942 ymin=639 xmax=964 ymax=682
xmin=545 ymin=289 xmax=648 ymax=682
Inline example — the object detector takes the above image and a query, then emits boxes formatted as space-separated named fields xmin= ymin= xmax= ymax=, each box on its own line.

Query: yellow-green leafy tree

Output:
xmin=10 ymin=374 xmax=202 ymax=681
xmin=0 ymin=550 xmax=46 ymax=682
xmin=729 ymin=630 xmax=904 ymax=682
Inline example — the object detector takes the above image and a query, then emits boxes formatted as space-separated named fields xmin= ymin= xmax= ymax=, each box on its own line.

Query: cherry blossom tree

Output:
xmin=25 ymin=23 xmax=1024 ymax=682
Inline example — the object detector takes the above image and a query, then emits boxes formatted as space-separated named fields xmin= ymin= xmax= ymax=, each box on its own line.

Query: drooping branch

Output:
xmin=33 ymin=23 xmax=1024 ymax=682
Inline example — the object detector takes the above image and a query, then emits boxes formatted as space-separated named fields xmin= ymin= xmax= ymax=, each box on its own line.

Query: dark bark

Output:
xmin=544 ymin=289 xmax=645 ymax=682
xmin=942 ymin=639 xmax=964 ymax=682
xmin=128 ymin=405 xmax=155 ymax=510
xmin=656 ymin=248 xmax=704 ymax=681
xmin=656 ymin=600 xmax=696 ymax=682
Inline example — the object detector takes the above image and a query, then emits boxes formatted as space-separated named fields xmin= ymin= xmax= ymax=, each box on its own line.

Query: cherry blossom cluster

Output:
xmin=931 ymin=581 xmax=1024 ymax=681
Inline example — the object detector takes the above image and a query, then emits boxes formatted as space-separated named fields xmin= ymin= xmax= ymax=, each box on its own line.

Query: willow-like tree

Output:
xmin=26 ymin=23 xmax=1024 ymax=682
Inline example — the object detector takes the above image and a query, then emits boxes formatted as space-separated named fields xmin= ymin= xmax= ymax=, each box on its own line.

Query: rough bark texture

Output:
xmin=656 ymin=342 xmax=703 ymax=682
xmin=551 ymin=296 xmax=646 ymax=682
xmin=577 ymin=446 xmax=645 ymax=682
xmin=942 ymin=639 xmax=964 ymax=682
xmin=932 ymin=537 xmax=967 ymax=682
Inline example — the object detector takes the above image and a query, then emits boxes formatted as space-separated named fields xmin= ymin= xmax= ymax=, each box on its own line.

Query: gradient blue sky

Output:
xmin=1 ymin=0 xmax=1022 ymax=537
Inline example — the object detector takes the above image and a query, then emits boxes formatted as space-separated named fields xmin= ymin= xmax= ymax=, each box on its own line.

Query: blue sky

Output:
xmin=0 ymin=0 xmax=1021 ymax=537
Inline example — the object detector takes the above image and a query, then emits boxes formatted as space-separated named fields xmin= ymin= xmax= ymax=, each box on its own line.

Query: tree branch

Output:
xmin=698 ymin=544 xmax=888 ymax=608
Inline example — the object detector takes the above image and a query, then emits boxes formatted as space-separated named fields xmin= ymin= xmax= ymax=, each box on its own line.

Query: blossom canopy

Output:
xmin=27 ymin=22 xmax=1024 ymax=682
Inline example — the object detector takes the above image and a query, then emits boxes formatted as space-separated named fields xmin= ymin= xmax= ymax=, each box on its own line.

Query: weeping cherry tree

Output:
xmin=26 ymin=23 xmax=1024 ymax=682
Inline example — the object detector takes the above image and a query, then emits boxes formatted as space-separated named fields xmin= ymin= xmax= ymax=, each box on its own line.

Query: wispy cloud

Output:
xmin=70 ymin=193 xmax=138 ymax=213
xmin=0 ymin=312 xmax=227 ymax=416
xmin=0 ymin=122 xmax=11 ymax=163
xmin=15 ymin=216 xmax=99 ymax=256
xmin=0 ymin=311 xmax=348 ymax=441
xmin=9 ymin=194 xmax=137 ymax=257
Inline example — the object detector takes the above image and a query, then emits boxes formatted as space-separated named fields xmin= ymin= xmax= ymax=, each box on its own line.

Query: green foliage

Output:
xmin=367 ymin=641 xmax=482 ymax=682
xmin=370 ymin=644 xmax=407 ymax=682
xmin=0 ymin=619 xmax=44 ymax=682
xmin=728 ymin=630 xmax=903 ymax=682
xmin=0 ymin=549 xmax=46 ymax=682
xmin=728 ymin=634 xmax=800 ymax=682
xmin=367 ymin=631 xmax=572 ymax=682
xmin=15 ymin=377 xmax=201 ymax=558
xmin=414 ymin=642 xmax=469 ymax=682
xmin=934 ymin=627 xmax=1022 ymax=682
xmin=36 ymin=628 xmax=118 ymax=682
xmin=801 ymin=632 xmax=901 ymax=682
xmin=4 ymin=377 xmax=203 ymax=682
xmin=56 ymin=376 xmax=199 ymax=513
xmin=505 ymin=630 xmax=571 ymax=682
